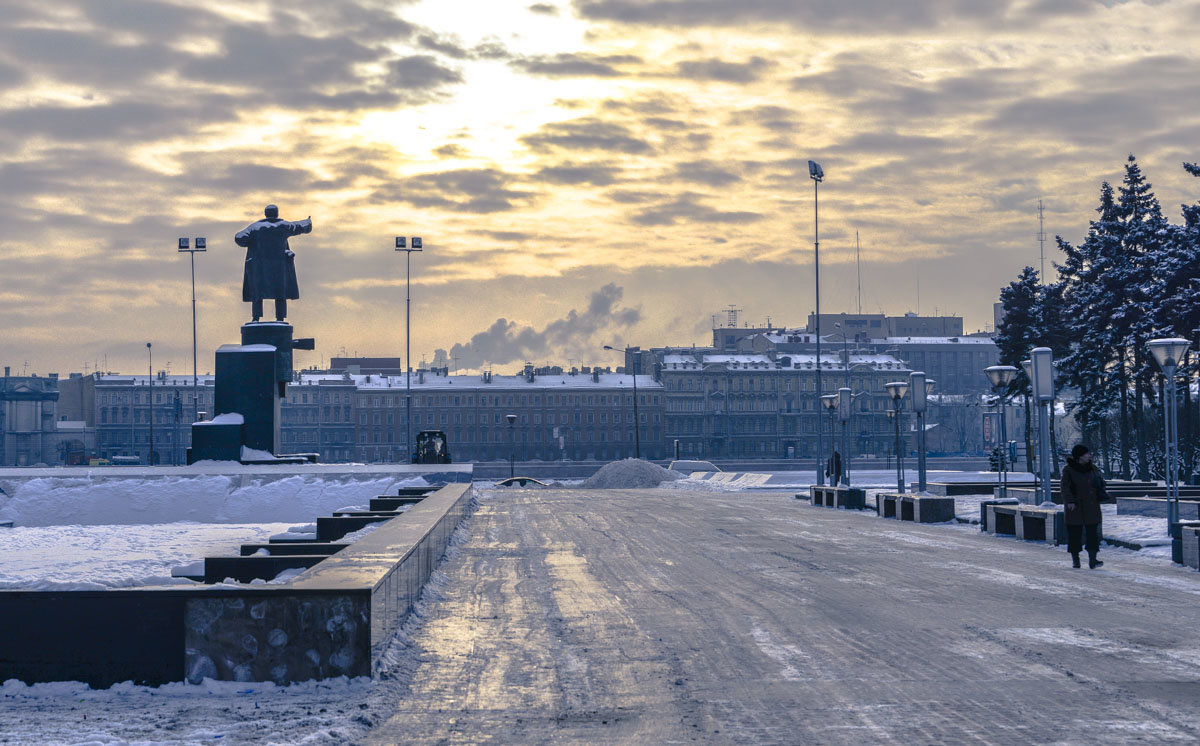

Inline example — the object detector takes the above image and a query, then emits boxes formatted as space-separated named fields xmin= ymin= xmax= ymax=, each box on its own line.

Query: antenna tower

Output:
xmin=1037 ymin=198 xmax=1047 ymax=283
xmin=724 ymin=305 xmax=742 ymax=328
xmin=855 ymin=230 xmax=863 ymax=315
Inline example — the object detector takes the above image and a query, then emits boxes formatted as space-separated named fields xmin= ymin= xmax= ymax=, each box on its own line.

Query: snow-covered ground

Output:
xmin=0 ymin=522 xmax=297 ymax=590
xmin=0 ymin=473 xmax=426 ymax=527
xmin=0 ymin=501 xmax=481 ymax=745
xmin=0 ymin=474 xmax=425 ymax=589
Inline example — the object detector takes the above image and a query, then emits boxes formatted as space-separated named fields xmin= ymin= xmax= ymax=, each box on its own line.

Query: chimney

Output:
xmin=419 ymin=370 xmax=425 ymax=384
xmin=592 ymin=368 xmax=599 ymax=383
xmin=4 ymin=366 xmax=8 ymax=377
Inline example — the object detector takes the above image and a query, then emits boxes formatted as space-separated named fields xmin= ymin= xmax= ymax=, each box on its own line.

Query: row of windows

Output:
xmin=351 ymin=392 xmax=659 ymax=408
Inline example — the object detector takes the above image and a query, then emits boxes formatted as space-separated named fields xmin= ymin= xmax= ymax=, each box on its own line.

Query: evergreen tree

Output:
xmin=996 ymin=267 xmax=1041 ymax=471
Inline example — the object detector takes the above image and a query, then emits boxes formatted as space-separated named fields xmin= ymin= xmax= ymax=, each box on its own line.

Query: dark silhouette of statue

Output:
xmin=235 ymin=204 xmax=312 ymax=321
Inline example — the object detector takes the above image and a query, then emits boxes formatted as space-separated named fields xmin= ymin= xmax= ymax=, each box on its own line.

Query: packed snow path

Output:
xmin=367 ymin=487 xmax=1200 ymax=744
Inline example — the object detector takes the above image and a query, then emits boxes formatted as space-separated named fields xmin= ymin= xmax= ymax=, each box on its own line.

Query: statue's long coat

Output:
xmin=235 ymin=217 xmax=311 ymax=302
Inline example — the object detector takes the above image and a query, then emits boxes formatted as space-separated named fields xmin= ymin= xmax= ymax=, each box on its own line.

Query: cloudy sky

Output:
xmin=4 ymin=0 xmax=1199 ymax=377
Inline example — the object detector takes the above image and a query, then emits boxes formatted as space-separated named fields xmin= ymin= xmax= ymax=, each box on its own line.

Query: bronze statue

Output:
xmin=235 ymin=204 xmax=312 ymax=322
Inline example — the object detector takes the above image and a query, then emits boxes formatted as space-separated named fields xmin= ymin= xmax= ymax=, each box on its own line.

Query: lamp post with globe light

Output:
xmin=886 ymin=380 xmax=909 ymax=493
xmin=985 ymin=365 xmax=1019 ymax=499
xmin=821 ymin=394 xmax=838 ymax=484
xmin=910 ymin=371 xmax=934 ymax=492
xmin=1148 ymin=338 xmax=1190 ymax=533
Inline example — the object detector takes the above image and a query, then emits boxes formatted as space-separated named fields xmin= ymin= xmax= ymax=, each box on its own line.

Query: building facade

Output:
xmin=659 ymin=351 xmax=911 ymax=460
xmin=0 ymin=371 xmax=60 ymax=466
xmin=333 ymin=367 xmax=665 ymax=463
xmin=93 ymin=374 xmax=215 ymax=465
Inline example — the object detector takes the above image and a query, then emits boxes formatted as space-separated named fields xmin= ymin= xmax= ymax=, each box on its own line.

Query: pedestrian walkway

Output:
xmin=367 ymin=487 xmax=1200 ymax=744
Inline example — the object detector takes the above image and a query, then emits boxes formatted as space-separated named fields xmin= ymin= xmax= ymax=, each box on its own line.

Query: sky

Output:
xmin=3 ymin=0 xmax=1200 ymax=377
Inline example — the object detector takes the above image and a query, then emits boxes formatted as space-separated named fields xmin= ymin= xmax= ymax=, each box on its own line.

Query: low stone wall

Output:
xmin=0 ymin=483 xmax=473 ymax=687
xmin=1116 ymin=497 xmax=1200 ymax=519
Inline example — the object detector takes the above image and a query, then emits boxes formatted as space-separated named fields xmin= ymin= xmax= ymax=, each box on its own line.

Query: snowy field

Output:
xmin=0 ymin=507 xmax=479 ymax=745
xmin=0 ymin=473 xmax=424 ymax=590
xmin=0 ymin=522 xmax=296 ymax=590
xmin=0 ymin=473 xmax=424 ymax=526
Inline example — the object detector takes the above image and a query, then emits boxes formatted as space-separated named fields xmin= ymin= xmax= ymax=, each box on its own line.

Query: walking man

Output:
xmin=1061 ymin=444 xmax=1106 ymax=568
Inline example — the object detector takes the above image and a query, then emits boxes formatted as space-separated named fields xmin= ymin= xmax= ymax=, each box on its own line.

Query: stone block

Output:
xmin=214 ymin=344 xmax=279 ymax=455
xmin=189 ymin=420 xmax=242 ymax=463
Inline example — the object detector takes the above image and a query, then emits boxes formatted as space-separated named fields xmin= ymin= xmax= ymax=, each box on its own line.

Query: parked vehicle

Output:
xmin=412 ymin=431 xmax=452 ymax=464
xmin=667 ymin=459 xmax=721 ymax=475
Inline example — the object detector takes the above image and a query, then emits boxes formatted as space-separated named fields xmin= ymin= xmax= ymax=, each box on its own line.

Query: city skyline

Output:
xmin=4 ymin=0 xmax=1200 ymax=375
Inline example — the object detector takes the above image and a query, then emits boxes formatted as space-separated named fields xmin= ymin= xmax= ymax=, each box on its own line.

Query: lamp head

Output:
xmin=1148 ymin=337 xmax=1190 ymax=373
xmin=808 ymin=160 xmax=824 ymax=181
xmin=505 ymin=413 xmax=517 ymax=425
xmin=1029 ymin=348 xmax=1055 ymax=401
xmin=1021 ymin=359 xmax=1033 ymax=382
xmin=985 ymin=365 xmax=1018 ymax=389
xmin=821 ymin=394 xmax=838 ymax=410
xmin=885 ymin=381 xmax=909 ymax=401
xmin=925 ymin=378 xmax=936 ymax=396
xmin=910 ymin=371 xmax=926 ymax=413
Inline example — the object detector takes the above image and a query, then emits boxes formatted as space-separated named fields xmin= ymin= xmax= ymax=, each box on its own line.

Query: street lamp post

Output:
xmin=910 ymin=371 xmax=928 ymax=492
xmin=1148 ymin=338 xmax=1190 ymax=536
xmin=146 ymin=342 xmax=154 ymax=466
xmin=1029 ymin=348 xmax=1056 ymax=506
xmin=821 ymin=394 xmax=838 ymax=484
xmin=177 ymin=237 xmax=206 ymax=424
xmin=604 ymin=345 xmax=641 ymax=459
xmin=838 ymin=387 xmax=852 ymax=487
xmin=886 ymin=381 xmax=909 ymax=493
xmin=810 ymin=159 xmax=826 ymax=486
xmin=506 ymin=413 xmax=517 ymax=478
xmin=985 ymin=365 xmax=1019 ymax=499
xmin=395 ymin=236 xmax=423 ymax=463
xmin=1022 ymin=358 xmax=1037 ymax=483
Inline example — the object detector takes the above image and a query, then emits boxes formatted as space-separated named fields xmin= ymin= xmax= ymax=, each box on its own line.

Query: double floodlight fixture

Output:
xmin=808 ymin=160 xmax=824 ymax=182
xmin=395 ymin=236 xmax=423 ymax=249
xmin=885 ymin=381 xmax=909 ymax=401
xmin=177 ymin=237 xmax=206 ymax=252
xmin=1029 ymin=348 xmax=1055 ymax=402
xmin=985 ymin=365 xmax=1019 ymax=390
xmin=909 ymin=371 xmax=927 ymax=413
xmin=1148 ymin=337 xmax=1190 ymax=376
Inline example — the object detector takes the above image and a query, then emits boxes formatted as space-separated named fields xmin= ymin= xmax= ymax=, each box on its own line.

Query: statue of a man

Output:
xmin=235 ymin=204 xmax=312 ymax=322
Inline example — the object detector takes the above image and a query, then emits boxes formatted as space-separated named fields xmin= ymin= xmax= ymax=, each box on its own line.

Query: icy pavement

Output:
xmin=7 ymin=486 xmax=1200 ymax=743
xmin=361 ymin=487 xmax=1200 ymax=744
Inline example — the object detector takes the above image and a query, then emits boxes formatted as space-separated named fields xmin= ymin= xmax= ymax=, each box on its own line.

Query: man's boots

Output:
xmin=1071 ymin=553 xmax=1081 ymax=569
xmin=1088 ymin=553 xmax=1103 ymax=569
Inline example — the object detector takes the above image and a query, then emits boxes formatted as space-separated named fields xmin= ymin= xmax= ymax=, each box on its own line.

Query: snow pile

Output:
xmin=580 ymin=459 xmax=684 ymax=489
xmin=0 ymin=474 xmax=421 ymax=527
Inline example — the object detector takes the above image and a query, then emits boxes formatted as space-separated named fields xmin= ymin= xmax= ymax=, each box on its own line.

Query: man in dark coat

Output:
xmin=235 ymin=204 xmax=312 ymax=321
xmin=1061 ymin=444 xmax=1106 ymax=568
xmin=826 ymin=451 xmax=842 ymax=486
